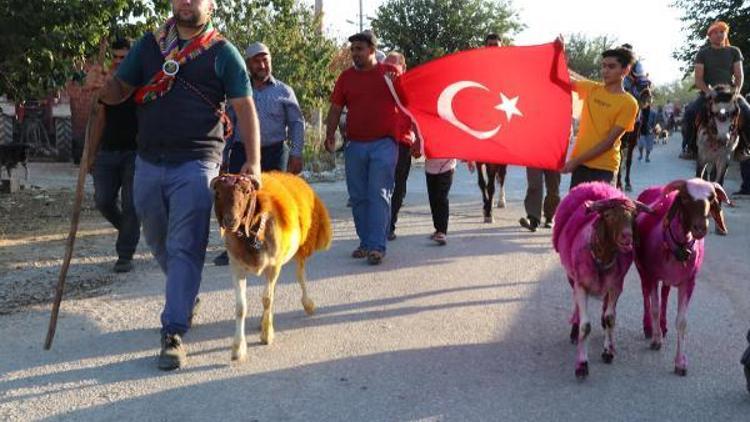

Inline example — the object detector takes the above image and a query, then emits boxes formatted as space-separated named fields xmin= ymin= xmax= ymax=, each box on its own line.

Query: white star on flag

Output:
xmin=495 ymin=93 xmax=523 ymax=122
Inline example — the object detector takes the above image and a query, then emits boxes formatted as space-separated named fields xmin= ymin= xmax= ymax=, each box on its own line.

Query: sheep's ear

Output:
xmin=712 ymin=182 xmax=731 ymax=206
xmin=635 ymin=200 xmax=654 ymax=214
xmin=209 ymin=175 xmax=221 ymax=190
xmin=710 ymin=200 xmax=728 ymax=234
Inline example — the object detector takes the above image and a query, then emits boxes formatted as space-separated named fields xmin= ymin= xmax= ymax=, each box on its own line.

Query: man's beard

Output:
xmin=174 ymin=9 xmax=205 ymax=28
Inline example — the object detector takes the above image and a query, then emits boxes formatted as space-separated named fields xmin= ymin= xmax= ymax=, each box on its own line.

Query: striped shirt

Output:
xmin=227 ymin=76 xmax=305 ymax=157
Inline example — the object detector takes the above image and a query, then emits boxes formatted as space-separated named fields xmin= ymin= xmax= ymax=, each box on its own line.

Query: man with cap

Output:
xmin=324 ymin=30 xmax=401 ymax=265
xmin=682 ymin=20 xmax=750 ymax=160
xmin=213 ymin=41 xmax=306 ymax=266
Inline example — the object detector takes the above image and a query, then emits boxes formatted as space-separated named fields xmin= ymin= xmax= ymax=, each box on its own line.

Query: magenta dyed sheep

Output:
xmin=634 ymin=178 xmax=730 ymax=376
xmin=553 ymin=182 xmax=651 ymax=379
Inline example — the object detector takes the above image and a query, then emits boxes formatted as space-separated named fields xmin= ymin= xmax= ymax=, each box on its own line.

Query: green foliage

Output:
xmin=672 ymin=0 xmax=750 ymax=92
xmin=213 ymin=0 xmax=338 ymax=115
xmin=371 ymin=0 xmax=524 ymax=67
xmin=652 ymin=78 xmax=696 ymax=107
xmin=563 ymin=33 xmax=618 ymax=80
xmin=0 ymin=0 xmax=168 ymax=102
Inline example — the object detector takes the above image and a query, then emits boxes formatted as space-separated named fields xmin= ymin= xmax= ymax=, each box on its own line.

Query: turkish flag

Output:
xmin=393 ymin=42 xmax=572 ymax=170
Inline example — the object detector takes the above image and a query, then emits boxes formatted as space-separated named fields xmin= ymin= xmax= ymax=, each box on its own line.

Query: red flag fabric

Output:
xmin=394 ymin=42 xmax=572 ymax=170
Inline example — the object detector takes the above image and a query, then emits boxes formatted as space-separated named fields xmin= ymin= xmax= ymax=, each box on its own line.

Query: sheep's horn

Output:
xmin=662 ymin=180 xmax=686 ymax=195
xmin=635 ymin=200 xmax=654 ymax=214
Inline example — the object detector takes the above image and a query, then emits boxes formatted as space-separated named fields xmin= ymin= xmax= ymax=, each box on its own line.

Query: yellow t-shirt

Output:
xmin=570 ymin=80 xmax=639 ymax=172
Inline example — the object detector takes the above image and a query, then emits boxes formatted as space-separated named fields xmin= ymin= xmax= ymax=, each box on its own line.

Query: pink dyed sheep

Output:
xmin=553 ymin=182 xmax=651 ymax=379
xmin=634 ymin=178 xmax=730 ymax=376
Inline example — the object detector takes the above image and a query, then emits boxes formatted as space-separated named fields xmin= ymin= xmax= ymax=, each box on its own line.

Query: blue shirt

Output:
xmin=227 ymin=76 xmax=305 ymax=157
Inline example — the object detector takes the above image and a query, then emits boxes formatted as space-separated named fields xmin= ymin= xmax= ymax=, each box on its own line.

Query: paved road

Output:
xmin=2 ymin=137 xmax=750 ymax=421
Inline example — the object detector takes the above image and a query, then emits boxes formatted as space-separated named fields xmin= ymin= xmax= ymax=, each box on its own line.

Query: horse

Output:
xmin=696 ymin=84 xmax=743 ymax=186
xmin=616 ymin=86 xmax=653 ymax=192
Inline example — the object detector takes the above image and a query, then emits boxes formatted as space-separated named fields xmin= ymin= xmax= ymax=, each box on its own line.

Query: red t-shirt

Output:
xmin=331 ymin=64 xmax=400 ymax=142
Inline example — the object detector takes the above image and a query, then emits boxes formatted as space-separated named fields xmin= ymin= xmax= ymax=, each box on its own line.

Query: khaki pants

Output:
xmin=524 ymin=167 xmax=561 ymax=223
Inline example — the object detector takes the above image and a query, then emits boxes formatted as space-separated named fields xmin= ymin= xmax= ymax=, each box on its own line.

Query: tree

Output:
xmin=672 ymin=0 xmax=750 ymax=92
xmin=652 ymin=78 xmax=696 ymax=107
xmin=563 ymin=33 xmax=618 ymax=80
xmin=213 ymin=0 xmax=338 ymax=115
xmin=0 ymin=0 xmax=167 ymax=102
xmin=371 ymin=0 xmax=524 ymax=67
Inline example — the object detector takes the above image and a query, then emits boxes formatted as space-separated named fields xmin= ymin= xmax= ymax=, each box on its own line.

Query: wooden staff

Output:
xmin=44 ymin=39 xmax=108 ymax=350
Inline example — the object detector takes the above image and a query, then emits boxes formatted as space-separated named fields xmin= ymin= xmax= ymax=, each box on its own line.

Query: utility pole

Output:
xmin=314 ymin=0 xmax=323 ymax=34
xmin=359 ymin=0 xmax=363 ymax=32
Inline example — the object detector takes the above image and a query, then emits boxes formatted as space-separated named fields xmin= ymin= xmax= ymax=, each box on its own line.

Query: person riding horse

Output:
xmin=682 ymin=21 xmax=750 ymax=160
xmin=617 ymin=43 xmax=652 ymax=192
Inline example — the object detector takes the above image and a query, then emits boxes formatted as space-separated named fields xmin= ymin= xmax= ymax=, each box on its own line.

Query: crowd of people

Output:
xmin=80 ymin=0 xmax=750 ymax=389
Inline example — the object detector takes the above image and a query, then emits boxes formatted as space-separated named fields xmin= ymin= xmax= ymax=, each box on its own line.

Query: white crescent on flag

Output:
xmin=436 ymin=81 xmax=502 ymax=140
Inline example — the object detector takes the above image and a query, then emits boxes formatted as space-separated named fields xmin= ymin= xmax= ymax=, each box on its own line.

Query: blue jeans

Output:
xmin=345 ymin=137 xmax=398 ymax=253
xmin=93 ymin=150 xmax=140 ymax=260
xmin=133 ymin=156 xmax=219 ymax=335
xmin=224 ymin=141 xmax=289 ymax=173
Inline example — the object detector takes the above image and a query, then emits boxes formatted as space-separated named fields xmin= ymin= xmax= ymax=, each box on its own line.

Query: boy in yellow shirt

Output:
xmin=560 ymin=45 xmax=639 ymax=189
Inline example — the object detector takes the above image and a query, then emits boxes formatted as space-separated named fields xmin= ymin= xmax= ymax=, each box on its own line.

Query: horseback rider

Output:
xmin=681 ymin=21 xmax=750 ymax=159
xmin=621 ymin=43 xmax=651 ymax=100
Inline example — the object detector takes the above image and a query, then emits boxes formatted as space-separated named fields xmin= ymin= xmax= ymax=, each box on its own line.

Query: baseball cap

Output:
xmin=348 ymin=31 xmax=377 ymax=47
xmin=245 ymin=42 xmax=270 ymax=59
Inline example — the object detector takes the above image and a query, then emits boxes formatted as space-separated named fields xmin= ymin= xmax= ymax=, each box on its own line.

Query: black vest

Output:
xmin=101 ymin=96 xmax=137 ymax=151
xmin=136 ymin=32 xmax=227 ymax=164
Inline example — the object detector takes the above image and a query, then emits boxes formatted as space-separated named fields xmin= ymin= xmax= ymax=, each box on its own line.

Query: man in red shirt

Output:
xmin=325 ymin=31 xmax=400 ymax=265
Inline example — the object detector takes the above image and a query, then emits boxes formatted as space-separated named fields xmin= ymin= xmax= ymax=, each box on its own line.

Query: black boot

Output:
xmin=158 ymin=333 xmax=187 ymax=371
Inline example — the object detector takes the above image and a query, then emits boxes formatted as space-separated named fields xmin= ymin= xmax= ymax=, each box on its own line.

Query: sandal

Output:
xmin=351 ymin=247 xmax=368 ymax=259
xmin=367 ymin=250 xmax=384 ymax=265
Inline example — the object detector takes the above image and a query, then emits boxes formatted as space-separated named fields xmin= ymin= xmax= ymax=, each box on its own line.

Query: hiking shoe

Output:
xmin=543 ymin=219 xmax=553 ymax=229
xmin=645 ymin=157 xmax=651 ymax=163
xmin=158 ymin=333 xmax=186 ymax=371
xmin=113 ymin=258 xmax=133 ymax=273
xmin=433 ymin=232 xmax=447 ymax=246
xmin=387 ymin=231 xmax=397 ymax=241
xmin=213 ymin=251 xmax=229 ymax=266
xmin=351 ymin=247 xmax=368 ymax=259
xmin=367 ymin=250 xmax=384 ymax=265
xmin=519 ymin=217 xmax=539 ymax=232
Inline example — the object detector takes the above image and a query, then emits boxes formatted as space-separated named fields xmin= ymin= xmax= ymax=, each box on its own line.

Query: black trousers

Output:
xmin=390 ymin=143 xmax=412 ymax=233
xmin=569 ymin=165 xmax=614 ymax=191
xmin=426 ymin=169 xmax=454 ymax=234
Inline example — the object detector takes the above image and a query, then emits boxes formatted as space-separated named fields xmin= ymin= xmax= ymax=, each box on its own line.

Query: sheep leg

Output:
xmin=260 ymin=265 xmax=281 ymax=345
xmin=574 ymin=283 xmax=590 ymax=378
xmin=649 ymin=285 xmax=663 ymax=350
xmin=660 ymin=285 xmax=670 ymax=337
xmin=569 ymin=279 xmax=579 ymax=344
xmin=602 ymin=289 xmax=620 ymax=364
xmin=674 ymin=284 xmax=693 ymax=376
xmin=296 ymin=258 xmax=315 ymax=315
xmin=230 ymin=261 xmax=248 ymax=362
xmin=641 ymin=279 xmax=653 ymax=339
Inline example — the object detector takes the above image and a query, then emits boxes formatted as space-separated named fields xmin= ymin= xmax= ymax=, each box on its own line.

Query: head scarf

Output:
xmin=707 ymin=21 xmax=731 ymax=47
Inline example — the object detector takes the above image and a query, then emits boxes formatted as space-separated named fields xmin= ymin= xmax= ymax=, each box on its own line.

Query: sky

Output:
xmin=306 ymin=0 xmax=690 ymax=85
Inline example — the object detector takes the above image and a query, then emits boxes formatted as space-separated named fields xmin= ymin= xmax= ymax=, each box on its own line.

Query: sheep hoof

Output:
xmin=582 ymin=322 xmax=591 ymax=339
xmin=674 ymin=366 xmax=688 ymax=377
xmin=231 ymin=344 xmax=248 ymax=362
xmin=569 ymin=324 xmax=579 ymax=344
xmin=650 ymin=341 xmax=662 ymax=351
xmin=575 ymin=362 xmax=589 ymax=379
xmin=644 ymin=326 xmax=653 ymax=339
xmin=602 ymin=351 xmax=614 ymax=364
xmin=302 ymin=298 xmax=316 ymax=315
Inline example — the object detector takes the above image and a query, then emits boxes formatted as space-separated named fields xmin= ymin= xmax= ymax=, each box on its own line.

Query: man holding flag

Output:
xmin=93 ymin=0 xmax=261 ymax=370
xmin=559 ymin=44 xmax=639 ymax=189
